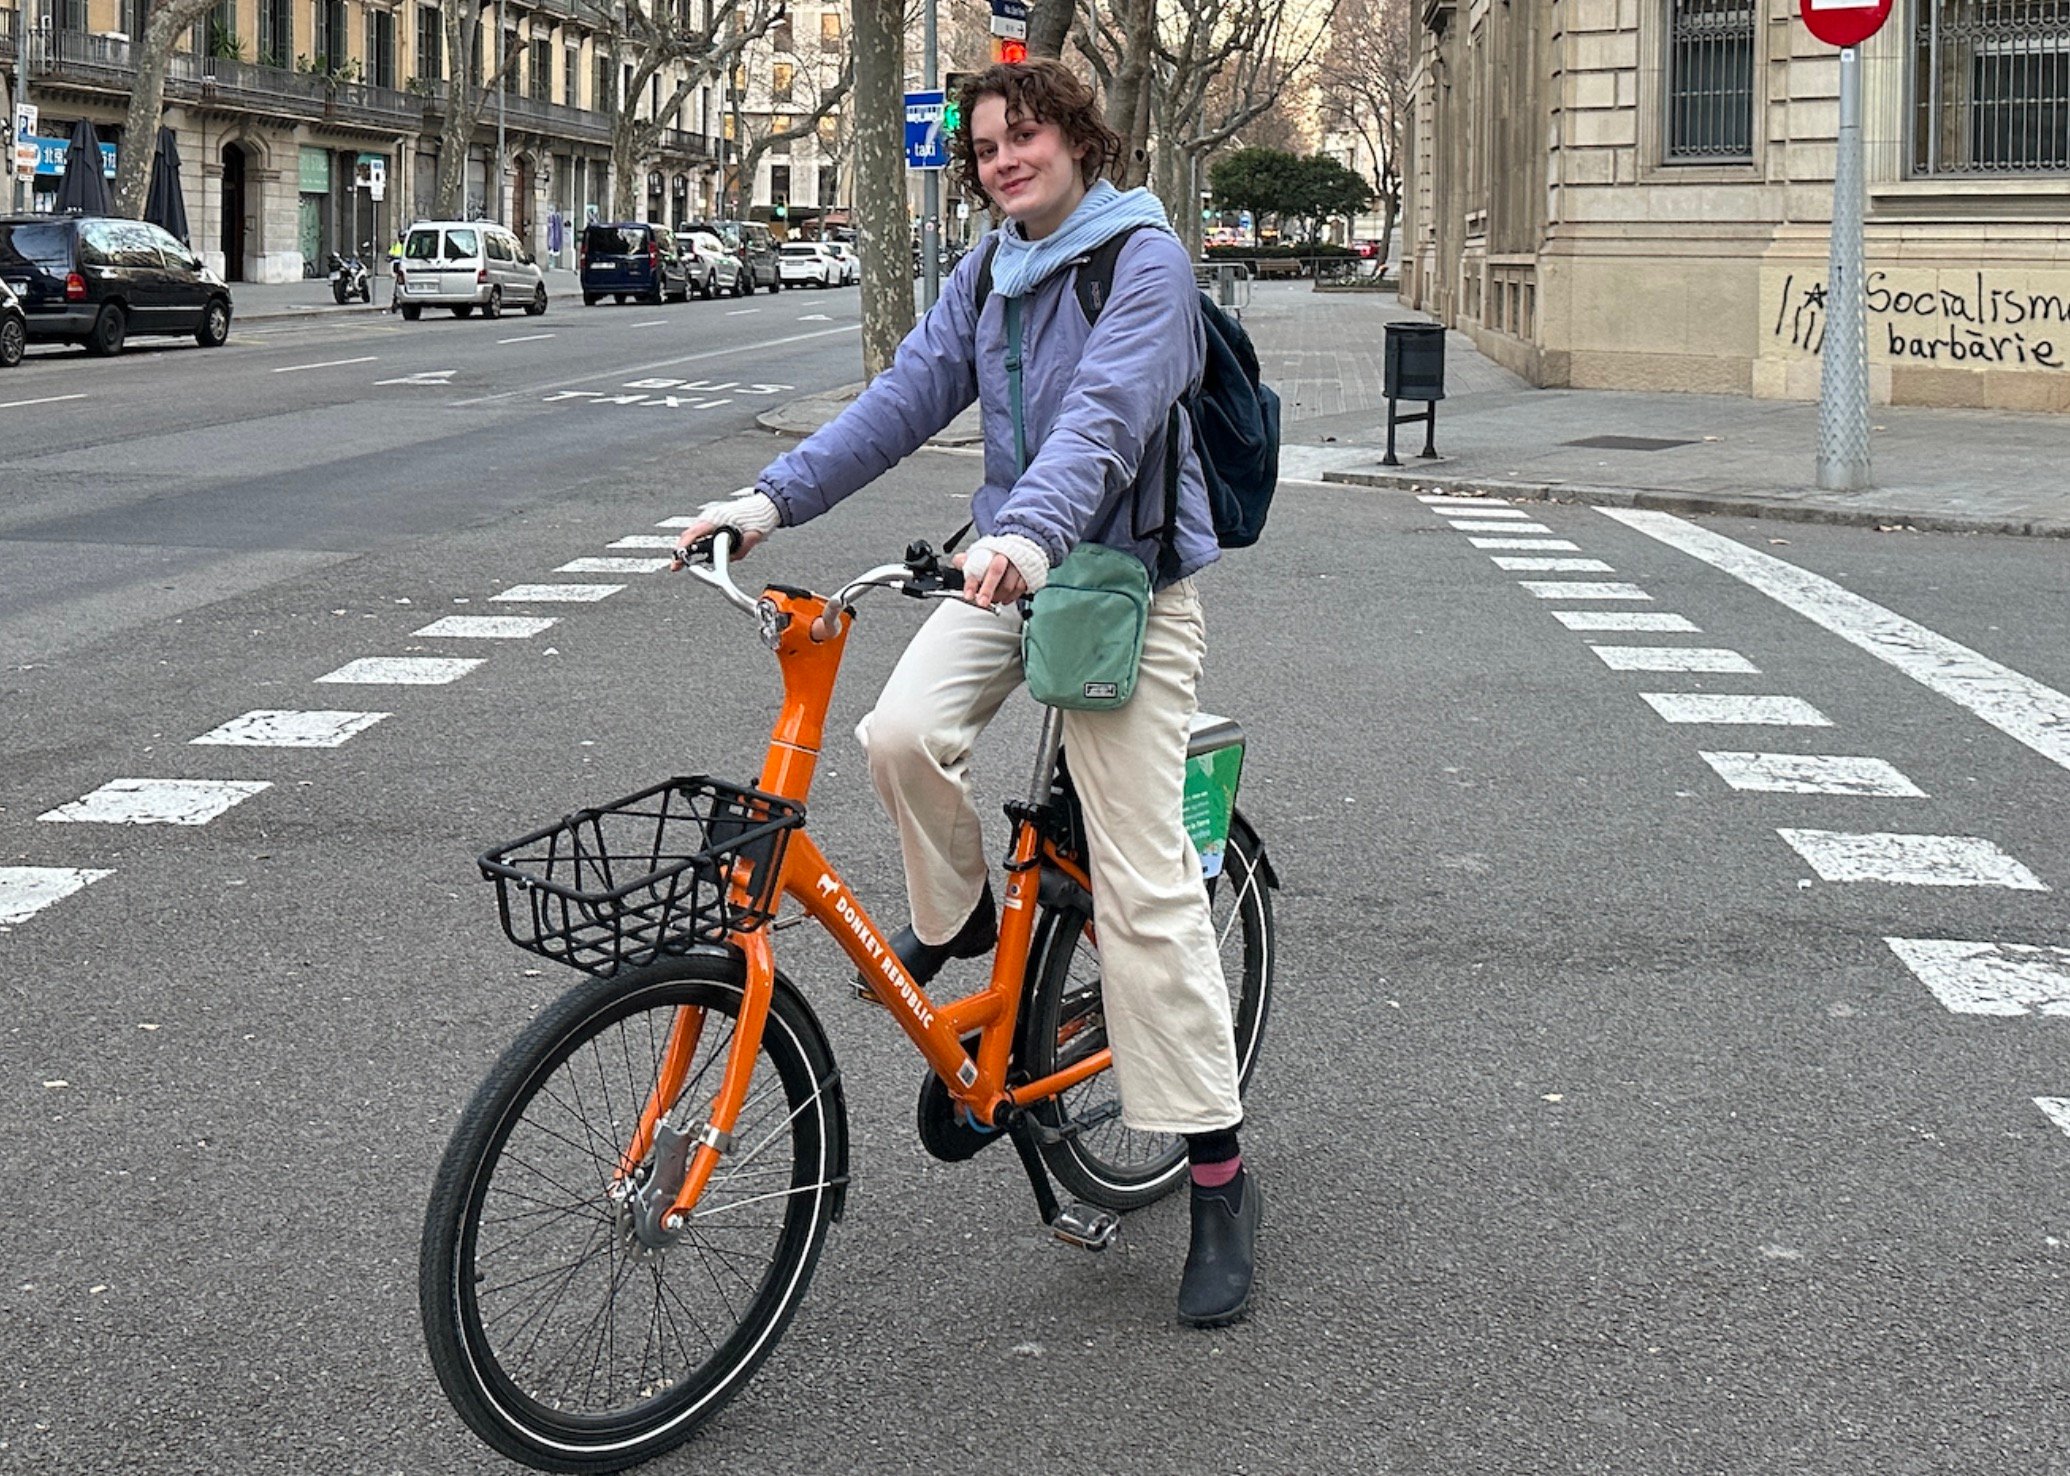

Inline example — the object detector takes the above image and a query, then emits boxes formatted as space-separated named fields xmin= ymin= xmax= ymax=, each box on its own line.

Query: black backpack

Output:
xmin=974 ymin=225 xmax=1281 ymax=555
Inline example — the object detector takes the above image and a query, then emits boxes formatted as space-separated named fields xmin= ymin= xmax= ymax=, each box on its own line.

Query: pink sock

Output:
xmin=1191 ymin=1155 xmax=1242 ymax=1189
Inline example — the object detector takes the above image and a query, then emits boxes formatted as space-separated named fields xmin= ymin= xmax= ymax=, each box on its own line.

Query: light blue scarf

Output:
xmin=988 ymin=180 xmax=1175 ymax=299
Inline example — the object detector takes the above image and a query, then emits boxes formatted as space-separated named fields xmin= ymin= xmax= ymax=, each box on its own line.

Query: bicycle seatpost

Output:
xmin=1024 ymin=707 xmax=1064 ymax=808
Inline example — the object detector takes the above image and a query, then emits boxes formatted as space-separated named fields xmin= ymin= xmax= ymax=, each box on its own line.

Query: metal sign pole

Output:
xmin=921 ymin=0 xmax=940 ymax=312
xmin=1816 ymin=44 xmax=1870 ymax=492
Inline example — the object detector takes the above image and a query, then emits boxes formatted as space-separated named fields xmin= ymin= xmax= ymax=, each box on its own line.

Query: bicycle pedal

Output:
xmin=851 ymin=972 xmax=885 ymax=1007
xmin=1049 ymin=1202 xmax=1122 ymax=1252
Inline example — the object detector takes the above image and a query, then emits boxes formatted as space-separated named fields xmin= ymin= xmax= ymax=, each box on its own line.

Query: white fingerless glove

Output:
xmin=963 ymin=533 xmax=1051 ymax=594
xmin=695 ymin=488 xmax=783 ymax=536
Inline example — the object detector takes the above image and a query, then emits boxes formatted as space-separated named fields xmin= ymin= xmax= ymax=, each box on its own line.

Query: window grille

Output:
xmin=1665 ymin=0 xmax=1757 ymax=161
xmin=1913 ymin=0 xmax=2070 ymax=174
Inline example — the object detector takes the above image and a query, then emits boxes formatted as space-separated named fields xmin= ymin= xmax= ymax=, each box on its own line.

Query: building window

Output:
xmin=565 ymin=45 xmax=579 ymax=106
xmin=121 ymin=0 xmax=146 ymax=43
xmin=594 ymin=51 xmax=616 ymax=110
xmin=769 ymin=162 xmax=790 ymax=209
xmin=532 ymin=36 xmax=552 ymax=99
xmin=257 ymin=0 xmax=293 ymax=67
xmin=505 ymin=28 xmax=522 ymax=93
xmin=1913 ymin=0 xmax=2070 ymax=174
xmin=819 ymin=12 xmax=840 ymax=50
xmin=417 ymin=4 xmax=443 ymax=80
xmin=772 ymin=60 xmax=793 ymax=102
xmin=772 ymin=16 xmax=792 ymax=51
xmin=314 ymin=0 xmax=348 ymax=66
xmin=1664 ymin=0 xmax=1756 ymax=161
xmin=773 ymin=113 xmax=792 ymax=153
xmin=366 ymin=7 xmax=396 ymax=87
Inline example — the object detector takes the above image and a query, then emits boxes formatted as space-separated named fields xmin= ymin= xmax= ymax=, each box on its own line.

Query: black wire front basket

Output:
xmin=479 ymin=776 xmax=805 ymax=978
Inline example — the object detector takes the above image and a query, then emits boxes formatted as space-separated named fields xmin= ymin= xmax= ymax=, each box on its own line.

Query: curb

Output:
xmin=1320 ymin=467 xmax=2070 ymax=541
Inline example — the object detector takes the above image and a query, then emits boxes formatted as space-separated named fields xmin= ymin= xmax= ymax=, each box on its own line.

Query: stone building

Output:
xmin=1402 ymin=0 xmax=2070 ymax=412
xmin=1 ymin=0 xmax=851 ymax=281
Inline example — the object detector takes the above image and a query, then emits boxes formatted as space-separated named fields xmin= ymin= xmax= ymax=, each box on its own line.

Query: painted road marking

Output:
xmin=1700 ymin=752 xmax=1925 ymax=797
xmin=2036 ymin=1099 xmax=2070 ymax=1137
xmin=1886 ymin=939 xmax=2070 ymax=1016
xmin=606 ymin=535 xmax=682 ymax=550
xmin=1601 ymin=507 xmax=2070 ymax=774
xmin=1521 ymin=582 xmax=1652 ymax=600
xmin=491 ymin=583 xmax=624 ymax=602
xmin=1421 ymin=496 xmax=1518 ymax=508
xmin=726 ymin=309 xmax=760 ymax=315
xmin=316 ymin=656 xmax=484 ymax=685
xmin=1591 ymin=645 xmax=1759 ymax=673
xmin=0 ymin=393 xmax=89 ymax=411
xmin=556 ymin=556 xmax=673 ymax=574
xmin=497 ymin=333 xmax=554 ymax=344
xmin=1453 ymin=520 xmax=1555 ymax=534
xmin=1437 ymin=504 xmax=1530 ymax=518
xmin=0 ymin=866 xmax=113 ymax=924
xmin=1492 ymin=557 xmax=1614 ymax=572
xmin=274 ymin=355 xmax=379 ymax=374
xmin=631 ymin=319 xmax=668 ymax=328
xmin=1641 ymin=693 xmax=1832 ymax=725
xmin=377 ymin=369 xmax=456 ymax=385
xmin=1554 ymin=611 xmax=1701 ymax=632
xmin=1471 ymin=537 xmax=1581 ymax=551
xmin=1777 ymin=829 xmax=2047 ymax=890
xmin=41 ymin=778 xmax=271 ymax=826
xmin=412 ymin=615 xmax=558 ymax=638
xmin=191 ymin=710 xmax=392 ymax=748
xmin=656 ymin=516 xmax=700 ymax=528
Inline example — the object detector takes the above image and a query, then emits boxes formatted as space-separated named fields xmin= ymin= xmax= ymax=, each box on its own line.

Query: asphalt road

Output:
xmin=3 ymin=320 xmax=2069 ymax=1475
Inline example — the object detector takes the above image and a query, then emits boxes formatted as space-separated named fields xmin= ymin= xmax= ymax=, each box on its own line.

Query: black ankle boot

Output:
xmin=890 ymin=883 xmax=996 ymax=984
xmin=1177 ymin=1171 xmax=1261 ymax=1328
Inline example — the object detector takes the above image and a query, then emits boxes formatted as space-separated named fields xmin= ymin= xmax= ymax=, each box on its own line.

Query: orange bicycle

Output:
xmin=419 ymin=534 xmax=1276 ymax=1472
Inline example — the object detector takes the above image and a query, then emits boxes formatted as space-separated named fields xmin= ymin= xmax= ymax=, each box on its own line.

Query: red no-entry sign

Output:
xmin=1800 ymin=0 xmax=1894 ymax=48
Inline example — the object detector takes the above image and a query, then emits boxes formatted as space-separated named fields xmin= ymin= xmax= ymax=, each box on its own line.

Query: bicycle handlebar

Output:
xmin=671 ymin=532 xmax=980 ymax=641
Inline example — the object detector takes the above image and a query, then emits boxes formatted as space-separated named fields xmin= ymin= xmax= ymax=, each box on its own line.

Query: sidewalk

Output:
xmin=229 ymin=267 xmax=583 ymax=323
xmin=759 ymin=280 xmax=2070 ymax=540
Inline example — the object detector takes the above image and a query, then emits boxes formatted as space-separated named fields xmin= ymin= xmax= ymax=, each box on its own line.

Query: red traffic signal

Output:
xmin=1798 ymin=0 xmax=1893 ymax=48
xmin=990 ymin=36 xmax=1028 ymax=64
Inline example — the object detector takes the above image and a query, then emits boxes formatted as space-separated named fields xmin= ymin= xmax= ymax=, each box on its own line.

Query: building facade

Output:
xmin=0 ymin=0 xmax=854 ymax=280
xmin=1403 ymin=0 xmax=2070 ymax=412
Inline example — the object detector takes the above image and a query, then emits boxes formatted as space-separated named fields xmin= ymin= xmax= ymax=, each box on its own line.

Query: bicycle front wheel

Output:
xmin=1022 ymin=813 xmax=1275 ymax=1211
xmin=420 ymin=955 xmax=843 ymax=1473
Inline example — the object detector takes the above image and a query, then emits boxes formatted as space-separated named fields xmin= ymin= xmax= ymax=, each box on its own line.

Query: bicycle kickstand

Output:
xmin=1004 ymin=1113 xmax=1121 ymax=1252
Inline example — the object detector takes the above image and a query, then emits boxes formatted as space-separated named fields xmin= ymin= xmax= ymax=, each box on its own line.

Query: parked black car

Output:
xmin=0 ymin=215 xmax=232 ymax=355
xmin=0 ymin=278 xmax=24 ymax=368
xmin=579 ymin=221 xmax=692 ymax=305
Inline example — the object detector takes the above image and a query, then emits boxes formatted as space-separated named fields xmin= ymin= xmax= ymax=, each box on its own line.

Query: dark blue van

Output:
xmin=579 ymin=221 xmax=692 ymax=306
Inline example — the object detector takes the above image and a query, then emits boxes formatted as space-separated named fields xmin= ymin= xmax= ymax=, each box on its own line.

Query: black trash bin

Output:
xmin=1382 ymin=320 xmax=1446 ymax=465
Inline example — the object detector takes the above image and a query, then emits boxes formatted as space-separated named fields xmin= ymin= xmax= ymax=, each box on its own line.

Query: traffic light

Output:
xmin=944 ymin=71 xmax=976 ymax=132
xmin=990 ymin=36 xmax=1027 ymax=64
xmin=773 ymin=196 xmax=787 ymax=220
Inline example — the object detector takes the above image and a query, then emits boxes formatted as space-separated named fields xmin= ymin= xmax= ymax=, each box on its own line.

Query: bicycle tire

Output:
xmin=420 ymin=954 xmax=844 ymax=1473
xmin=1021 ymin=812 xmax=1274 ymax=1211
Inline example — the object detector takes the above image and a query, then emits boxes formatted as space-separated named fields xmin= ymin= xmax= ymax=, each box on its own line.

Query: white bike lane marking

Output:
xmin=449 ymin=322 xmax=855 ymax=407
xmin=0 ymin=393 xmax=89 ymax=411
xmin=0 ymin=867 xmax=112 ymax=927
xmin=274 ymin=356 xmax=380 ymax=374
xmin=1422 ymin=494 xmax=2065 ymax=1134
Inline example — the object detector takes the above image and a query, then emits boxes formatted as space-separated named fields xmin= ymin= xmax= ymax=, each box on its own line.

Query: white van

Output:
xmin=396 ymin=220 xmax=548 ymax=320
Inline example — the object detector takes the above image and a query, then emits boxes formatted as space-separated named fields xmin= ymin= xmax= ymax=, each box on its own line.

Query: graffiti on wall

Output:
xmin=1772 ymin=271 xmax=2068 ymax=370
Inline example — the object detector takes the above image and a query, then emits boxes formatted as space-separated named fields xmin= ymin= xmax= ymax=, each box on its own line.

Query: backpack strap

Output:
xmin=972 ymin=234 xmax=1003 ymax=318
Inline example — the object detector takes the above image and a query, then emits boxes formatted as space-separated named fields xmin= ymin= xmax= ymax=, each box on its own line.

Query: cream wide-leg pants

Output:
xmin=854 ymin=579 xmax=1244 ymax=1135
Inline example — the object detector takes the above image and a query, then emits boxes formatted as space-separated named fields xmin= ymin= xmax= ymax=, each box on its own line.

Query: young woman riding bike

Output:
xmin=677 ymin=58 xmax=1261 ymax=1327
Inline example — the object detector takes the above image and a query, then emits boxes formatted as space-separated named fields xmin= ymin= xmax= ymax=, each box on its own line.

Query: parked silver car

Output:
xmin=396 ymin=220 xmax=548 ymax=320
xmin=674 ymin=229 xmax=750 ymax=298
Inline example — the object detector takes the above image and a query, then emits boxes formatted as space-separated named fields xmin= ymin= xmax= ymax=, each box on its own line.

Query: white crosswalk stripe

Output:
xmin=607 ymin=535 xmax=682 ymax=550
xmin=1700 ymin=751 xmax=1925 ymax=797
xmin=191 ymin=710 xmax=392 ymax=748
xmin=1641 ymin=693 xmax=1830 ymax=725
xmin=40 ymin=779 xmax=271 ymax=826
xmin=1553 ymin=611 xmax=1700 ymax=632
xmin=1886 ymin=939 xmax=2070 ymax=1016
xmin=412 ymin=616 xmax=558 ymax=639
xmin=1521 ymin=582 xmax=1651 ymax=600
xmin=1777 ymin=829 xmax=2048 ymax=890
xmin=1491 ymin=557 xmax=1614 ymax=572
xmin=2035 ymin=1099 xmax=2070 ymax=1138
xmin=317 ymin=657 xmax=484 ymax=685
xmin=1591 ymin=645 xmax=1759 ymax=673
xmin=0 ymin=866 xmax=113 ymax=925
xmin=556 ymin=556 xmax=674 ymax=574
xmin=1471 ymin=537 xmax=1582 ymax=551
xmin=1454 ymin=520 xmax=1555 ymax=534
xmin=491 ymin=584 xmax=624 ymax=602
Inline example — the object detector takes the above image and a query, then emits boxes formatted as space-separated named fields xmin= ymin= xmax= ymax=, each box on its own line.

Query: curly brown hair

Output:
xmin=949 ymin=59 xmax=1123 ymax=210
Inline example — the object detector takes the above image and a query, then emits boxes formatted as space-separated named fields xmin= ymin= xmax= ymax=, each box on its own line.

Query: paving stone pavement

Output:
xmin=760 ymin=279 xmax=2070 ymax=540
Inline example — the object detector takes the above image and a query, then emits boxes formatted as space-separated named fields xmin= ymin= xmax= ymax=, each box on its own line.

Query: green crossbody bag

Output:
xmin=1004 ymin=294 xmax=1151 ymax=711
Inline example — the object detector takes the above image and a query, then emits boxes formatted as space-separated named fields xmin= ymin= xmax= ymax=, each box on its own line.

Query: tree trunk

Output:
xmin=111 ymin=0 xmax=219 ymax=221
xmin=611 ymin=115 xmax=644 ymax=218
xmin=853 ymin=0 xmax=911 ymax=377
xmin=1027 ymin=0 xmax=1075 ymax=59
xmin=1105 ymin=0 xmax=1156 ymax=187
xmin=435 ymin=2 xmax=476 ymax=217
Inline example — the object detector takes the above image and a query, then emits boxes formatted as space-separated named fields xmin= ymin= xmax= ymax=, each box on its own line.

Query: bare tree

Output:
xmin=724 ymin=59 xmax=855 ymax=225
xmin=1147 ymin=0 xmax=1330 ymax=255
xmin=112 ymin=0 xmax=224 ymax=219
xmin=1027 ymin=0 xmax=1077 ymax=59
xmin=435 ymin=1 xmax=525 ymax=218
xmin=854 ymin=0 xmax=913 ymax=374
xmin=1314 ymin=0 xmax=1410 ymax=262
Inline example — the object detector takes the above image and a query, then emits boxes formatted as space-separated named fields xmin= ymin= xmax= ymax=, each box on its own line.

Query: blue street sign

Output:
xmin=904 ymin=90 xmax=947 ymax=170
xmin=989 ymin=0 xmax=1028 ymax=17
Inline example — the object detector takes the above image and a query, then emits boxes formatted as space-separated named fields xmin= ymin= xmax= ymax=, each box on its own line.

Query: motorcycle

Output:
xmin=328 ymin=246 xmax=372 ymax=305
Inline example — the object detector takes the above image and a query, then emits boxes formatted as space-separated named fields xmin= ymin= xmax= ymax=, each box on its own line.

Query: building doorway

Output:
xmin=221 ymin=143 xmax=248 ymax=282
xmin=512 ymin=154 xmax=535 ymax=253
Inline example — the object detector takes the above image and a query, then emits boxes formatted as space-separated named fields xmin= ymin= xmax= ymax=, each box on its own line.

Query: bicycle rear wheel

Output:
xmin=1021 ymin=813 xmax=1275 ymax=1212
xmin=420 ymin=955 xmax=843 ymax=1473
